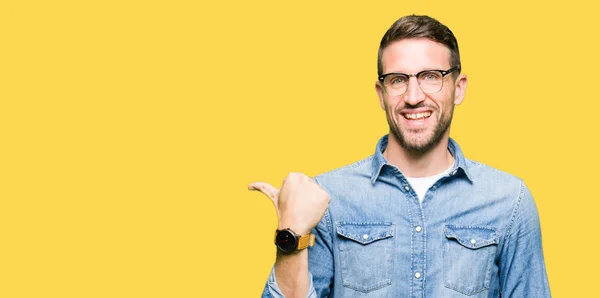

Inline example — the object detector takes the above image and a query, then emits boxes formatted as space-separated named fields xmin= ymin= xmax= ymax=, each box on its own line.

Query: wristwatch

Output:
xmin=274 ymin=228 xmax=316 ymax=253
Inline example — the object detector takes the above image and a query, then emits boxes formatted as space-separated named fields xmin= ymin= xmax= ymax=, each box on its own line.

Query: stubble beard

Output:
xmin=386 ymin=104 xmax=455 ymax=154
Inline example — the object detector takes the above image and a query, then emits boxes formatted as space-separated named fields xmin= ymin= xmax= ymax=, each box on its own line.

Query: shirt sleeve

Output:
xmin=499 ymin=181 xmax=551 ymax=297
xmin=262 ymin=177 xmax=335 ymax=297
xmin=262 ymin=267 xmax=318 ymax=298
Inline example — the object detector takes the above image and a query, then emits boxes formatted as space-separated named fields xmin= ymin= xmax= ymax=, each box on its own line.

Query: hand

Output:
xmin=248 ymin=172 xmax=330 ymax=235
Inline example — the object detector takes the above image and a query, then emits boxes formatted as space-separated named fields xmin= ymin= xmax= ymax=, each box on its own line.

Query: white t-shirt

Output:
xmin=406 ymin=163 xmax=455 ymax=203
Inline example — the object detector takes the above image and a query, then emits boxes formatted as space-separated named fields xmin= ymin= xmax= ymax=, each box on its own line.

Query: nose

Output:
xmin=404 ymin=76 xmax=426 ymax=106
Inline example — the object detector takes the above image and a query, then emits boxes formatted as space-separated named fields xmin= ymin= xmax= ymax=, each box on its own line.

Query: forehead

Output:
xmin=381 ymin=38 xmax=451 ymax=73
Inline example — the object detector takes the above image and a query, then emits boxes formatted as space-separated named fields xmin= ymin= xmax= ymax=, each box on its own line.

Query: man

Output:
xmin=249 ymin=15 xmax=550 ymax=297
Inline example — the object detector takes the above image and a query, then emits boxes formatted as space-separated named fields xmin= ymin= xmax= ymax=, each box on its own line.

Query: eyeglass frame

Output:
xmin=377 ymin=66 xmax=461 ymax=95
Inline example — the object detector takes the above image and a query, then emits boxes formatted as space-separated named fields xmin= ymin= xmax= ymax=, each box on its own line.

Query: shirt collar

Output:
xmin=370 ymin=134 xmax=474 ymax=184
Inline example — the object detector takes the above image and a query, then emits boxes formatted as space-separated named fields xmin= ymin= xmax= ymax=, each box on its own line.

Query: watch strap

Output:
xmin=297 ymin=233 xmax=316 ymax=250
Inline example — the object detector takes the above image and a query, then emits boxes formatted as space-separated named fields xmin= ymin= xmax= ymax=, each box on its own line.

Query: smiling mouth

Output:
xmin=403 ymin=112 xmax=432 ymax=120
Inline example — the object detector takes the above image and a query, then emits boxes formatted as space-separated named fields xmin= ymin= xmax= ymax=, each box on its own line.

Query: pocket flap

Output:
xmin=444 ymin=225 xmax=498 ymax=249
xmin=336 ymin=222 xmax=395 ymax=245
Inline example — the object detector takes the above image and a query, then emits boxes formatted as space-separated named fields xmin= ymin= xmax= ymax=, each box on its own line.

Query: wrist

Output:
xmin=274 ymin=228 xmax=316 ymax=253
xmin=277 ymin=222 xmax=311 ymax=236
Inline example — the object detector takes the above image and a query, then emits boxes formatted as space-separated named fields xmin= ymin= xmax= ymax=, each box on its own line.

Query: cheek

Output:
xmin=384 ymin=101 xmax=397 ymax=120
xmin=387 ymin=100 xmax=403 ymax=119
xmin=382 ymin=97 xmax=394 ymax=111
xmin=431 ymin=93 xmax=453 ymax=114
xmin=386 ymin=96 xmax=403 ymax=110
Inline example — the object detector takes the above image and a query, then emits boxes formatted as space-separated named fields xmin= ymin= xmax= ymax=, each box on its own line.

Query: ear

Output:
xmin=453 ymin=74 xmax=468 ymax=105
xmin=375 ymin=81 xmax=386 ymax=110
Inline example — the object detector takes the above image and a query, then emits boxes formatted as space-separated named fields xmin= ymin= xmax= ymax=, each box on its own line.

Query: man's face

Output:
xmin=376 ymin=38 xmax=467 ymax=153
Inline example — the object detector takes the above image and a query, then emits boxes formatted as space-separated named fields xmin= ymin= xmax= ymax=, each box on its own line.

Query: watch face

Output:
xmin=275 ymin=230 xmax=298 ymax=253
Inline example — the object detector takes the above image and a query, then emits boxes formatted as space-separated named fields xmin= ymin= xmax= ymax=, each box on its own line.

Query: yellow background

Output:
xmin=1 ymin=0 xmax=598 ymax=297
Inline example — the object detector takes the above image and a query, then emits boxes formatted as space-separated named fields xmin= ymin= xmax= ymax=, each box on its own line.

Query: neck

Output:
xmin=383 ymin=133 xmax=454 ymax=178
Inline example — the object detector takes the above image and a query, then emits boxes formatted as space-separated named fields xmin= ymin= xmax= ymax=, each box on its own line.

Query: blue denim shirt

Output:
xmin=263 ymin=135 xmax=550 ymax=297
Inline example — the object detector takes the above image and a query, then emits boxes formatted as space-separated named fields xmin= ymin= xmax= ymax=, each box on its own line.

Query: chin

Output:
xmin=404 ymin=140 xmax=437 ymax=153
xmin=396 ymin=130 xmax=441 ymax=153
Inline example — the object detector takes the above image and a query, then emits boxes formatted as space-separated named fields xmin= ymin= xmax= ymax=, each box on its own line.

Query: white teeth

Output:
xmin=404 ymin=112 xmax=431 ymax=120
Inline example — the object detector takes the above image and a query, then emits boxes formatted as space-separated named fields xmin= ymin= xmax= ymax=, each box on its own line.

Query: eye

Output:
xmin=388 ymin=75 xmax=408 ymax=86
xmin=419 ymin=71 xmax=442 ymax=81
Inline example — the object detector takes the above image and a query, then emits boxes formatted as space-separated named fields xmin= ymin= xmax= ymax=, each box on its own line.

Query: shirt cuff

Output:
xmin=266 ymin=266 xmax=317 ymax=298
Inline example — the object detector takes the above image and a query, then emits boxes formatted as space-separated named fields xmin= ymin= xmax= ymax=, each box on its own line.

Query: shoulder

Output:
xmin=464 ymin=158 xmax=524 ymax=189
xmin=313 ymin=155 xmax=374 ymax=187
xmin=459 ymin=158 xmax=536 ymax=216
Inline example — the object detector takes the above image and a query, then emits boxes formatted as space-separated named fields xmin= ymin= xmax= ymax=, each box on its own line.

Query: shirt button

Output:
xmin=404 ymin=185 xmax=410 ymax=191
xmin=362 ymin=234 xmax=369 ymax=240
xmin=470 ymin=239 xmax=477 ymax=244
xmin=451 ymin=170 xmax=457 ymax=176
xmin=415 ymin=272 xmax=421 ymax=279
xmin=432 ymin=185 xmax=437 ymax=190
xmin=415 ymin=226 xmax=422 ymax=232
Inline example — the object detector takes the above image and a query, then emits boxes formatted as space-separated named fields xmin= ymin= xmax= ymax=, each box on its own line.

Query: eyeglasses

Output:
xmin=378 ymin=66 xmax=460 ymax=96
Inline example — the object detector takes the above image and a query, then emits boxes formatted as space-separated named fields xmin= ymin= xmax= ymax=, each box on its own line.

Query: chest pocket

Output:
xmin=336 ymin=222 xmax=395 ymax=293
xmin=443 ymin=225 xmax=499 ymax=296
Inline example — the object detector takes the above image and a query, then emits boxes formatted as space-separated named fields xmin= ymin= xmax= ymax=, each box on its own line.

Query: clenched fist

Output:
xmin=248 ymin=172 xmax=330 ymax=235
